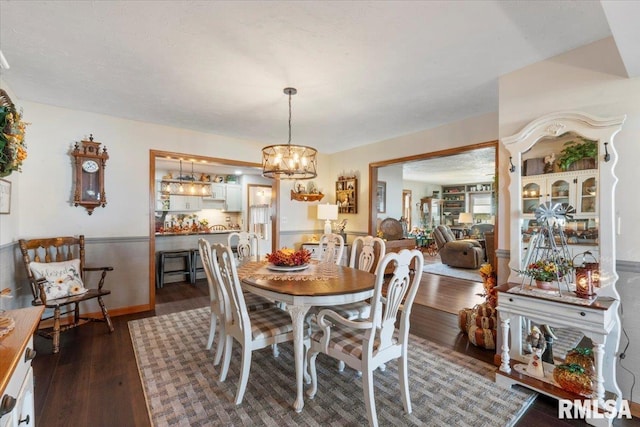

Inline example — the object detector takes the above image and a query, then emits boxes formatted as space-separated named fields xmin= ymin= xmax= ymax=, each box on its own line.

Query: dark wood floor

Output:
xmin=31 ymin=273 xmax=635 ymax=426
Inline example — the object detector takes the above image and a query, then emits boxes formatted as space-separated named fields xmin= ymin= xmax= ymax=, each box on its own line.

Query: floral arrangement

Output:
xmin=266 ymin=248 xmax=311 ymax=266
xmin=0 ymin=90 xmax=28 ymax=177
xmin=517 ymin=257 xmax=573 ymax=282
xmin=478 ymin=263 xmax=498 ymax=307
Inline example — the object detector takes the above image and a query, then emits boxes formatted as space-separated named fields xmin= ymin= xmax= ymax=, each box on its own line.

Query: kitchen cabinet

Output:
xmin=168 ymin=195 xmax=202 ymax=212
xmin=208 ymin=183 xmax=226 ymax=201
xmin=224 ymin=184 xmax=242 ymax=212
xmin=522 ymin=170 xmax=597 ymax=218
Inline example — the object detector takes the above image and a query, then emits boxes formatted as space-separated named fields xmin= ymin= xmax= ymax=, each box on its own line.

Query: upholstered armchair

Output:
xmin=432 ymin=225 xmax=483 ymax=269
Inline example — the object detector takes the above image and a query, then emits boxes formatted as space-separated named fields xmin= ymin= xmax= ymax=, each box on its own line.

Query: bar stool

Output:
xmin=156 ymin=249 xmax=192 ymax=288
xmin=190 ymin=248 xmax=203 ymax=284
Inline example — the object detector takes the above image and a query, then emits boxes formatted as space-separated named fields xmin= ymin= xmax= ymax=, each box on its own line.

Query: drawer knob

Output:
xmin=19 ymin=414 xmax=30 ymax=425
xmin=25 ymin=347 xmax=37 ymax=362
xmin=580 ymin=311 xmax=586 ymax=316
xmin=509 ymin=298 xmax=514 ymax=302
xmin=0 ymin=394 xmax=16 ymax=417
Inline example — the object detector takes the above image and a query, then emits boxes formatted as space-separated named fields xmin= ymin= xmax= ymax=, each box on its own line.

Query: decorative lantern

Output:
xmin=573 ymin=251 xmax=599 ymax=299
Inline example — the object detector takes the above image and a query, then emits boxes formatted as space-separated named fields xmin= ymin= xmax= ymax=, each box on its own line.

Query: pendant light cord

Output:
xmin=288 ymin=90 xmax=292 ymax=146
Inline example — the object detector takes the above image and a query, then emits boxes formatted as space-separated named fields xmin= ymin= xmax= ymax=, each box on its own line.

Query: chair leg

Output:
xmin=74 ymin=302 xmax=80 ymax=325
xmin=398 ymin=354 xmax=412 ymax=414
xmin=235 ymin=345 xmax=252 ymax=405
xmin=52 ymin=306 xmax=61 ymax=354
xmin=206 ymin=313 xmax=216 ymax=350
xmin=272 ymin=343 xmax=279 ymax=358
xmin=338 ymin=360 xmax=345 ymax=372
xmin=219 ymin=335 xmax=233 ymax=382
xmin=362 ymin=368 xmax=378 ymax=427
xmin=213 ymin=319 xmax=225 ymax=366
xmin=97 ymin=296 xmax=114 ymax=332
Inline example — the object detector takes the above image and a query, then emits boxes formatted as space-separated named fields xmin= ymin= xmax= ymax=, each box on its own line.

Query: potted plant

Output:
xmin=556 ymin=137 xmax=598 ymax=171
xmin=516 ymin=257 xmax=573 ymax=289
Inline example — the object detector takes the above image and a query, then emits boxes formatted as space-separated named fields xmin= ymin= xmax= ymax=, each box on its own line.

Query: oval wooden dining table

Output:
xmin=237 ymin=259 xmax=376 ymax=412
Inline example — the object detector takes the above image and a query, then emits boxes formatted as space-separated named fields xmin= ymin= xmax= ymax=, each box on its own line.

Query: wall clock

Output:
xmin=72 ymin=134 xmax=109 ymax=215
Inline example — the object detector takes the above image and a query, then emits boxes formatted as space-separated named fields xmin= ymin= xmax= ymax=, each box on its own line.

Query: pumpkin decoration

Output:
xmin=553 ymin=363 xmax=593 ymax=397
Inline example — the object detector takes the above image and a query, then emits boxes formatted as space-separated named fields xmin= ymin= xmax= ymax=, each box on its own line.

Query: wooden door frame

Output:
xmin=402 ymin=189 xmax=412 ymax=229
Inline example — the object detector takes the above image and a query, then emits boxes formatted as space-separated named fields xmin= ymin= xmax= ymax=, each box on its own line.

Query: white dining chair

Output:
xmin=318 ymin=233 xmax=344 ymax=264
xmin=211 ymin=243 xmax=308 ymax=405
xmin=198 ymin=239 xmax=273 ymax=365
xmin=319 ymin=236 xmax=386 ymax=323
xmin=306 ymin=248 xmax=424 ymax=427
xmin=329 ymin=235 xmax=386 ymax=371
xmin=228 ymin=231 xmax=260 ymax=263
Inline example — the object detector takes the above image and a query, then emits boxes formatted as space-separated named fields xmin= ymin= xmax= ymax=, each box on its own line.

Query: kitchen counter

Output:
xmin=156 ymin=232 xmax=242 ymax=283
xmin=155 ymin=230 xmax=236 ymax=236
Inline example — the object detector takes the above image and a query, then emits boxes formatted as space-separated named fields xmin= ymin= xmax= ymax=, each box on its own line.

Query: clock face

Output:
xmin=82 ymin=160 xmax=99 ymax=173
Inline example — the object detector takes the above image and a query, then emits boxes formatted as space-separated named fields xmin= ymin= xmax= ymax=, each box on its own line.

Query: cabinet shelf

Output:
xmin=336 ymin=178 xmax=357 ymax=214
xmin=290 ymin=190 xmax=324 ymax=202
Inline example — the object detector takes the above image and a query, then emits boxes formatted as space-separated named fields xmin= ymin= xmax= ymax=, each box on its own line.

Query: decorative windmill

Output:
xmin=521 ymin=202 xmax=575 ymax=295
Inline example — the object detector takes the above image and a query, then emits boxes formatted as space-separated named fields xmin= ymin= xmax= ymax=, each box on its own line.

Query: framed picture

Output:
xmin=0 ymin=179 xmax=11 ymax=214
xmin=376 ymin=181 xmax=386 ymax=213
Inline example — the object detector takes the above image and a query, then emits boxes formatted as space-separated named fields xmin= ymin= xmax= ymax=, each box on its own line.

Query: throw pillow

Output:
xmin=29 ymin=259 xmax=87 ymax=301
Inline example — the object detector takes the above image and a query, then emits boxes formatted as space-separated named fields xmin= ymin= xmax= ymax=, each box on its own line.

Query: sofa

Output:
xmin=433 ymin=225 xmax=484 ymax=269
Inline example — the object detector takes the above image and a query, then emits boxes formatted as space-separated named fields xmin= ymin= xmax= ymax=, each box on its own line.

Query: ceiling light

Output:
xmin=262 ymin=87 xmax=317 ymax=180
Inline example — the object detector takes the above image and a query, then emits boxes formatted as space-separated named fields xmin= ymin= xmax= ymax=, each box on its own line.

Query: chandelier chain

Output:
xmin=288 ymin=90 xmax=292 ymax=145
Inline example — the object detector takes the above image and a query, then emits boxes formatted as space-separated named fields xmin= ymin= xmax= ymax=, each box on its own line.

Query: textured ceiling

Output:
xmin=2 ymin=1 xmax=634 ymax=156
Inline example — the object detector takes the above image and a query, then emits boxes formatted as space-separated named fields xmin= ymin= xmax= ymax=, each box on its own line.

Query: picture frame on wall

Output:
xmin=377 ymin=181 xmax=386 ymax=213
xmin=0 ymin=179 xmax=11 ymax=214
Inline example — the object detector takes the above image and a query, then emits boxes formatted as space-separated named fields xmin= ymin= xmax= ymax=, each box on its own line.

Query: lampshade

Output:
xmin=459 ymin=212 xmax=473 ymax=225
xmin=317 ymin=203 xmax=338 ymax=235
xmin=262 ymin=88 xmax=318 ymax=180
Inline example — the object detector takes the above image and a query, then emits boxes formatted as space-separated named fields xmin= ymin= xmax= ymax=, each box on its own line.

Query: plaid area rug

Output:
xmin=129 ymin=308 xmax=536 ymax=426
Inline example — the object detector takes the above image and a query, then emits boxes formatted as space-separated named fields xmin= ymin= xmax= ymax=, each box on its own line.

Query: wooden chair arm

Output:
xmin=83 ymin=266 xmax=113 ymax=290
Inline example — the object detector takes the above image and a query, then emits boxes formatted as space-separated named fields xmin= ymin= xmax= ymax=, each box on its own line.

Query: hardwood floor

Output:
xmin=30 ymin=273 xmax=634 ymax=426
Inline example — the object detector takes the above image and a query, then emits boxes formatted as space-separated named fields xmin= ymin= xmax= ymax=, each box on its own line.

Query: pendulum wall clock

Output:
xmin=72 ymin=134 xmax=109 ymax=215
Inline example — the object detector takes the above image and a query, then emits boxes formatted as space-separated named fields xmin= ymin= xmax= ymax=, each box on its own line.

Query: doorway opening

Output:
xmin=148 ymin=149 xmax=276 ymax=309
xmin=368 ymin=141 xmax=498 ymax=244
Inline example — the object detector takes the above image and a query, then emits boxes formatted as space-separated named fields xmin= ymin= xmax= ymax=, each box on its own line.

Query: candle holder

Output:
xmin=573 ymin=251 xmax=599 ymax=299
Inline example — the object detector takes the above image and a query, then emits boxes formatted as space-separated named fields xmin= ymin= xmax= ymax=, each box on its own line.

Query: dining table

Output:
xmin=236 ymin=258 xmax=376 ymax=412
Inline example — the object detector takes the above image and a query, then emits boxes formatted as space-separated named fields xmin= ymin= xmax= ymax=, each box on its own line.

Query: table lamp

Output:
xmin=459 ymin=212 xmax=473 ymax=227
xmin=317 ymin=203 xmax=339 ymax=235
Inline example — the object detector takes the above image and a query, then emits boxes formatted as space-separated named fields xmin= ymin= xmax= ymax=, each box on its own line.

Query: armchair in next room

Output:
xmin=432 ymin=225 xmax=484 ymax=269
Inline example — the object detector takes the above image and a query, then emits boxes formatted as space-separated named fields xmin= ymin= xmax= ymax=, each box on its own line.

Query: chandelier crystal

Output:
xmin=262 ymin=87 xmax=318 ymax=180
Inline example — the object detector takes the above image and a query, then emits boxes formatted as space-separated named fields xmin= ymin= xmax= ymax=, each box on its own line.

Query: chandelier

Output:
xmin=262 ymin=87 xmax=318 ymax=179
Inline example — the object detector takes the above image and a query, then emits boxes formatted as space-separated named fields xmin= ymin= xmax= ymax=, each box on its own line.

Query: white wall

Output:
xmin=498 ymin=36 xmax=640 ymax=403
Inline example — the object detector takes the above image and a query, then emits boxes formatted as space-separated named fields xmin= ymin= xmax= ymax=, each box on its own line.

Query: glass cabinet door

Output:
xmin=522 ymin=182 xmax=541 ymax=216
xmin=550 ymin=178 xmax=571 ymax=205
xmin=577 ymin=175 xmax=597 ymax=217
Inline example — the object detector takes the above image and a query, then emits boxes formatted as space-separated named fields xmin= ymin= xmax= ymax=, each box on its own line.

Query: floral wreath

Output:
xmin=0 ymin=89 xmax=28 ymax=177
